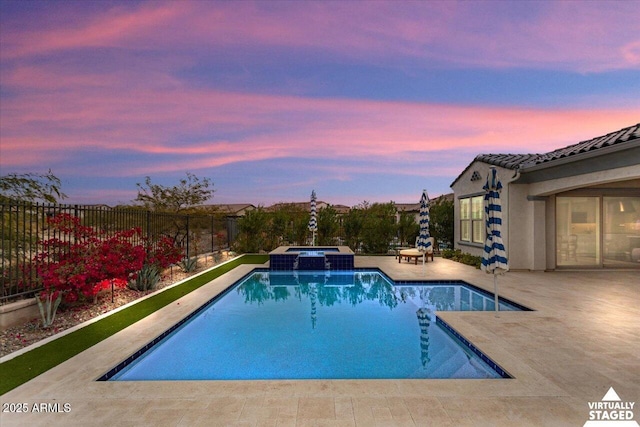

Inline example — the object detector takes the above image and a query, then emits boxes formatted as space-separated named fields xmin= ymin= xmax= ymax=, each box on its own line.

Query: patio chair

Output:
xmin=399 ymin=237 xmax=434 ymax=264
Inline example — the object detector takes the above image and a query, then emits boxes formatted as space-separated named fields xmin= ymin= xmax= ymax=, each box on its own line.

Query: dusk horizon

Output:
xmin=1 ymin=0 xmax=639 ymax=207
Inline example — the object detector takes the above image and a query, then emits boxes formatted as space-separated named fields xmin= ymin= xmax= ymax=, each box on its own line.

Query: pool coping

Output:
xmin=0 ymin=256 xmax=244 ymax=364
xmin=3 ymin=256 xmax=635 ymax=425
xmin=97 ymin=267 xmax=520 ymax=381
xmin=86 ymin=263 xmax=547 ymax=390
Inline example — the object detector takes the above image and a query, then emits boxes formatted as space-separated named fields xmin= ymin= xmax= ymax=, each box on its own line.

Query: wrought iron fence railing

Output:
xmin=1 ymin=202 xmax=225 ymax=303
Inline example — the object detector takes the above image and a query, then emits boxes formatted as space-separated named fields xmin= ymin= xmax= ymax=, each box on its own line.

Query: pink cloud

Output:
xmin=2 ymin=79 xmax=637 ymax=175
xmin=3 ymin=1 xmax=637 ymax=207
xmin=2 ymin=1 xmax=638 ymax=72
xmin=0 ymin=2 xmax=187 ymax=59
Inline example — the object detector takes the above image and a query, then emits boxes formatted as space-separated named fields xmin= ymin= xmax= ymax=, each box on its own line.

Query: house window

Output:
xmin=460 ymin=195 xmax=484 ymax=243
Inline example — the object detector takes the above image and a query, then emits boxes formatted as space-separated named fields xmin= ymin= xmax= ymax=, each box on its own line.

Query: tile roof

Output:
xmin=451 ymin=123 xmax=639 ymax=187
xmin=474 ymin=153 xmax=540 ymax=170
xmin=475 ymin=123 xmax=639 ymax=170
xmin=525 ymin=122 xmax=639 ymax=167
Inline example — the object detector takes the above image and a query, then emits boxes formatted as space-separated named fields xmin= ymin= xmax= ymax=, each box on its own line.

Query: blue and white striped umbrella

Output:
xmin=308 ymin=190 xmax=317 ymax=246
xmin=480 ymin=168 xmax=509 ymax=316
xmin=416 ymin=190 xmax=432 ymax=265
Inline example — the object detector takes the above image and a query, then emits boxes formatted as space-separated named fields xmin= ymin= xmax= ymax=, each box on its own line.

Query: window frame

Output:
xmin=459 ymin=194 xmax=485 ymax=244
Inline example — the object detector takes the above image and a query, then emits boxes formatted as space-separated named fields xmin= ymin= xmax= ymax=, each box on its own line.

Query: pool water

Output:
xmin=104 ymin=270 xmax=521 ymax=381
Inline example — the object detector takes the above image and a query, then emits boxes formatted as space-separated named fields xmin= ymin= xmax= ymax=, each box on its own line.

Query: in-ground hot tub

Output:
xmin=269 ymin=246 xmax=354 ymax=271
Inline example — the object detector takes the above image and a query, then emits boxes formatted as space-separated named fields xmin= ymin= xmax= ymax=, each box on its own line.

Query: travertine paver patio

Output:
xmin=1 ymin=256 xmax=638 ymax=426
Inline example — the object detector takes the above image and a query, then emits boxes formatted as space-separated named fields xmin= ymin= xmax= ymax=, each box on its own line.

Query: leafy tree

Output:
xmin=360 ymin=202 xmax=397 ymax=254
xmin=134 ymin=173 xmax=214 ymax=252
xmin=235 ymin=208 xmax=268 ymax=253
xmin=134 ymin=172 xmax=214 ymax=213
xmin=397 ymin=211 xmax=419 ymax=246
xmin=343 ymin=205 xmax=365 ymax=251
xmin=0 ymin=170 xmax=66 ymax=203
xmin=288 ymin=207 xmax=310 ymax=246
xmin=267 ymin=207 xmax=289 ymax=249
xmin=430 ymin=197 xmax=454 ymax=249
xmin=260 ymin=203 xmax=308 ymax=248
xmin=317 ymin=205 xmax=339 ymax=245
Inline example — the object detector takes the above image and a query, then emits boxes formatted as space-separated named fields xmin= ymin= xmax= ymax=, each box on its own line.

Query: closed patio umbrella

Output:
xmin=480 ymin=168 xmax=509 ymax=317
xmin=308 ymin=190 xmax=317 ymax=246
xmin=416 ymin=190 xmax=432 ymax=266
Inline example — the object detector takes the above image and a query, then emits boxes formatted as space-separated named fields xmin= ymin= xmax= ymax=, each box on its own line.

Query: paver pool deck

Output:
xmin=1 ymin=256 xmax=638 ymax=426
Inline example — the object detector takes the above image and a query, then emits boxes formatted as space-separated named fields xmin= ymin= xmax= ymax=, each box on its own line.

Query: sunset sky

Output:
xmin=1 ymin=0 xmax=639 ymax=206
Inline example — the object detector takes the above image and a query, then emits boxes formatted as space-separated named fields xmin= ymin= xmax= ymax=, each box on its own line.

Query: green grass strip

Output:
xmin=0 ymin=254 xmax=269 ymax=395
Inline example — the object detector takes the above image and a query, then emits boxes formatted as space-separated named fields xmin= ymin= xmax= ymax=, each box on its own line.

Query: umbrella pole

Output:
xmin=494 ymin=274 xmax=500 ymax=318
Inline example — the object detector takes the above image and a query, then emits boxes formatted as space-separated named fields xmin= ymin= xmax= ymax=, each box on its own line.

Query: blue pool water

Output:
xmin=104 ymin=270 xmax=523 ymax=381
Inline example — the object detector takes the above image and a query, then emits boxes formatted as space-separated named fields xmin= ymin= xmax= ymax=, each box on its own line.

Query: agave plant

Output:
xmin=36 ymin=291 xmax=63 ymax=328
xmin=179 ymin=256 xmax=198 ymax=273
xmin=130 ymin=264 xmax=161 ymax=291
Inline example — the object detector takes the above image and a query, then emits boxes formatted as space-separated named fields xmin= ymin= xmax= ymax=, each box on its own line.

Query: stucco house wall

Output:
xmin=452 ymin=162 xmax=514 ymax=258
xmin=451 ymin=123 xmax=640 ymax=271
xmin=452 ymin=162 xmax=538 ymax=270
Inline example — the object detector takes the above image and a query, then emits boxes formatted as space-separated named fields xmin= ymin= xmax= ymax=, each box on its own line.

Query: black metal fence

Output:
xmin=0 ymin=202 xmax=226 ymax=302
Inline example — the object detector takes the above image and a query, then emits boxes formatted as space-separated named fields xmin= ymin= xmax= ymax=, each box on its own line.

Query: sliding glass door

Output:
xmin=603 ymin=197 xmax=640 ymax=267
xmin=557 ymin=196 xmax=640 ymax=267
xmin=556 ymin=197 xmax=600 ymax=266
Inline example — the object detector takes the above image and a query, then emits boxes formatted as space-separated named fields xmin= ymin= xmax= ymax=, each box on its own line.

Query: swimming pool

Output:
xmin=101 ymin=269 xmax=525 ymax=381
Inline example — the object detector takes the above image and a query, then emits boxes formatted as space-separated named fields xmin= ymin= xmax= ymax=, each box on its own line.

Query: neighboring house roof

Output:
xmin=265 ymin=201 xmax=337 ymax=212
xmin=395 ymin=194 xmax=454 ymax=212
xmin=395 ymin=203 xmax=420 ymax=212
xmin=451 ymin=123 xmax=640 ymax=187
xmin=83 ymin=204 xmax=113 ymax=210
xmin=331 ymin=204 xmax=351 ymax=214
xmin=208 ymin=204 xmax=255 ymax=215
xmin=433 ymin=193 xmax=454 ymax=203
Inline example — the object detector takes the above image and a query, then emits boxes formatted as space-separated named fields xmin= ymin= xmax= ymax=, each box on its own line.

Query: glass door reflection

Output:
xmin=603 ymin=197 xmax=640 ymax=267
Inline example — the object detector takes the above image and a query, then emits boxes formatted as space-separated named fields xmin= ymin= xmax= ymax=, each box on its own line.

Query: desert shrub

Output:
xmin=179 ymin=256 xmax=198 ymax=272
xmin=130 ymin=264 xmax=161 ymax=291
xmin=441 ymin=249 xmax=481 ymax=268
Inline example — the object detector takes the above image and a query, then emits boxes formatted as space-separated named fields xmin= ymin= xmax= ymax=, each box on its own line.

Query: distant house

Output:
xmin=395 ymin=203 xmax=421 ymax=224
xmin=266 ymin=201 xmax=329 ymax=212
xmin=209 ymin=204 xmax=256 ymax=217
xmin=265 ymin=201 xmax=353 ymax=216
xmin=395 ymin=194 xmax=454 ymax=224
xmin=451 ymin=123 xmax=640 ymax=270
xmin=331 ymin=204 xmax=351 ymax=215
xmin=84 ymin=204 xmax=113 ymax=211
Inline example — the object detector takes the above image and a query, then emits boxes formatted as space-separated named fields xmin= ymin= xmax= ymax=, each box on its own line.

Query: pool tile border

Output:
xmin=96 ymin=270 xmax=248 ymax=381
xmin=436 ymin=317 xmax=511 ymax=379
xmin=98 ymin=267 xmax=524 ymax=382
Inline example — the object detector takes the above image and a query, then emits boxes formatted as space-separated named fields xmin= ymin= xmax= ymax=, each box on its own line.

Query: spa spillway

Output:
xmin=269 ymin=246 xmax=355 ymax=271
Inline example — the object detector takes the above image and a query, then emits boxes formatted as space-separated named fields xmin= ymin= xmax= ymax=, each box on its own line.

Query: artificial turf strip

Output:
xmin=0 ymin=254 xmax=269 ymax=396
